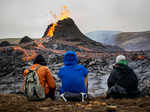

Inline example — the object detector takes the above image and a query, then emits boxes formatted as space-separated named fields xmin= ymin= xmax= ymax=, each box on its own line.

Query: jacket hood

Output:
xmin=63 ymin=51 xmax=78 ymax=66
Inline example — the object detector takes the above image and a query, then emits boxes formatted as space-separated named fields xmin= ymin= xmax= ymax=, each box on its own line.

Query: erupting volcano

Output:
xmin=45 ymin=5 xmax=70 ymax=38
xmin=43 ymin=6 xmax=122 ymax=52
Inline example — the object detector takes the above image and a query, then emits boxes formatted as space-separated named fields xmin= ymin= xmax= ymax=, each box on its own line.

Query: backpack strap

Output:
xmin=27 ymin=65 xmax=41 ymax=82
xmin=33 ymin=65 xmax=41 ymax=82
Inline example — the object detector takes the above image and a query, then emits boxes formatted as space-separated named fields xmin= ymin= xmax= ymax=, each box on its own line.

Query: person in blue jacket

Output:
xmin=58 ymin=51 xmax=88 ymax=95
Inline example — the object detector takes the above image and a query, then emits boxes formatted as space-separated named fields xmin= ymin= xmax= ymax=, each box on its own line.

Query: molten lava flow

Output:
xmin=77 ymin=46 xmax=92 ymax=52
xmin=47 ymin=5 xmax=70 ymax=38
xmin=23 ymin=50 xmax=37 ymax=61
xmin=13 ymin=46 xmax=37 ymax=61
xmin=13 ymin=46 xmax=23 ymax=51
xmin=137 ymin=55 xmax=145 ymax=60
xmin=47 ymin=23 xmax=56 ymax=37
xmin=34 ymin=39 xmax=49 ymax=51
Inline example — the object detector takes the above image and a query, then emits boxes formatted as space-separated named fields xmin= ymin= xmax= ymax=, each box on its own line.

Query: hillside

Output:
xmin=115 ymin=31 xmax=150 ymax=51
xmin=86 ymin=30 xmax=150 ymax=51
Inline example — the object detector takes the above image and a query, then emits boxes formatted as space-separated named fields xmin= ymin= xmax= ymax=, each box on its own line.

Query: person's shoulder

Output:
xmin=39 ymin=65 xmax=49 ymax=70
xmin=77 ymin=64 xmax=86 ymax=69
xmin=127 ymin=66 xmax=135 ymax=73
xmin=111 ymin=64 xmax=120 ymax=73
xmin=126 ymin=65 xmax=133 ymax=70
xmin=77 ymin=65 xmax=88 ymax=71
xmin=120 ymin=64 xmax=133 ymax=71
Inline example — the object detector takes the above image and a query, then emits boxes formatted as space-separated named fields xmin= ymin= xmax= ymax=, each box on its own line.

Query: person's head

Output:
xmin=63 ymin=51 xmax=78 ymax=66
xmin=116 ymin=55 xmax=128 ymax=65
xmin=33 ymin=54 xmax=47 ymax=66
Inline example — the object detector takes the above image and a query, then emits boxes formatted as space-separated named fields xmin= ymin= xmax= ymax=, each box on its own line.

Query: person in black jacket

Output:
xmin=107 ymin=55 xmax=139 ymax=98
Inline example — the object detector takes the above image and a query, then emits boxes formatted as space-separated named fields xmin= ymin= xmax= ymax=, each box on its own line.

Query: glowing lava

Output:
xmin=47 ymin=23 xmax=56 ymax=37
xmin=13 ymin=46 xmax=37 ymax=61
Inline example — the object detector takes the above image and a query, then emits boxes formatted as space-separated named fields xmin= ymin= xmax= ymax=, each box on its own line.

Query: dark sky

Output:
xmin=0 ymin=0 xmax=150 ymax=38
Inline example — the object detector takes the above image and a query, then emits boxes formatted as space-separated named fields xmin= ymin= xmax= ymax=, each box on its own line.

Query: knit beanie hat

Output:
xmin=116 ymin=55 xmax=128 ymax=65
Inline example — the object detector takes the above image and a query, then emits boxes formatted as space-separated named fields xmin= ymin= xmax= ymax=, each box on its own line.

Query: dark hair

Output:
xmin=33 ymin=54 xmax=47 ymax=66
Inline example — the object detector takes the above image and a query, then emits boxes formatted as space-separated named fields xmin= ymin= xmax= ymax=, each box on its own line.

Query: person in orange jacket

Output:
xmin=22 ymin=54 xmax=56 ymax=100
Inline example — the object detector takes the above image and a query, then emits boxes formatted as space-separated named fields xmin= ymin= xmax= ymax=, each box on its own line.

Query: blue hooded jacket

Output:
xmin=58 ymin=51 xmax=88 ymax=94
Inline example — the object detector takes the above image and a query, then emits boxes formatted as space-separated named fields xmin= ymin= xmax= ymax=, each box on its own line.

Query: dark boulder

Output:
xmin=19 ymin=36 xmax=33 ymax=44
xmin=0 ymin=41 xmax=11 ymax=47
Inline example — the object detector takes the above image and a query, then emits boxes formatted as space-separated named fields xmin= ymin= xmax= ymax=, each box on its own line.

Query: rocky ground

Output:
xmin=1 ymin=94 xmax=150 ymax=112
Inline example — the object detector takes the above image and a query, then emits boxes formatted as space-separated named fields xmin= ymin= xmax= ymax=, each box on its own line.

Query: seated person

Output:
xmin=107 ymin=55 xmax=139 ymax=98
xmin=22 ymin=54 xmax=56 ymax=100
xmin=58 ymin=51 xmax=88 ymax=101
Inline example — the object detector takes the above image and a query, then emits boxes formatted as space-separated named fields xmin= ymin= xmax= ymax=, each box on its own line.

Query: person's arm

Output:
xmin=84 ymin=76 xmax=88 ymax=93
xmin=131 ymin=69 xmax=138 ymax=88
xmin=83 ymin=66 xmax=88 ymax=93
xmin=46 ymin=67 xmax=56 ymax=99
xmin=46 ymin=68 xmax=56 ymax=89
xmin=107 ymin=69 xmax=118 ymax=88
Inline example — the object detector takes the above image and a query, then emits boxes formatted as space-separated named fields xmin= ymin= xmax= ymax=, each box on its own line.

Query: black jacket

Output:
xmin=107 ymin=64 xmax=138 ymax=94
